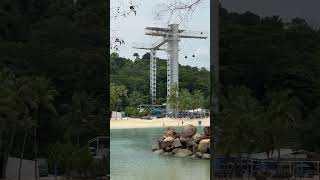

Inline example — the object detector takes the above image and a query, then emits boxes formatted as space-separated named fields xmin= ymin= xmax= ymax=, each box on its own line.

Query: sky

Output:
xmin=110 ymin=0 xmax=211 ymax=70
xmin=221 ymin=0 xmax=320 ymax=27
xmin=111 ymin=0 xmax=320 ymax=70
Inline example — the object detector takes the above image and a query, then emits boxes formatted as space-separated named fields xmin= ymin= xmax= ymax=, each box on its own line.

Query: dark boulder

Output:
xmin=181 ymin=124 xmax=197 ymax=138
xmin=161 ymin=137 xmax=174 ymax=149
xmin=171 ymin=138 xmax=183 ymax=148
xmin=203 ymin=126 xmax=210 ymax=136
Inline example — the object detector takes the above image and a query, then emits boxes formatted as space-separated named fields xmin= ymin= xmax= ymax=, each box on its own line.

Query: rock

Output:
xmin=161 ymin=137 xmax=174 ymax=149
xmin=158 ymin=136 xmax=164 ymax=142
xmin=153 ymin=149 xmax=164 ymax=155
xmin=162 ymin=152 xmax=171 ymax=156
xmin=180 ymin=136 xmax=192 ymax=145
xmin=175 ymin=133 xmax=181 ymax=138
xmin=191 ymin=154 xmax=196 ymax=158
xmin=198 ymin=139 xmax=210 ymax=153
xmin=186 ymin=140 xmax=197 ymax=147
xmin=203 ymin=126 xmax=210 ymax=136
xmin=196 ymin=152 xmax=203 ymax=158
xmin=152 ymin=143 xmax=160 ymax=151
xmin=181 ymin=124 xmax=197 ymax=138
xmin=192 ymin=144 xmax=199 ymax=154
xmin=201 ymin=135 xmax=210 ymax=140
xmin=202 ymin=153 xmax=210 ymax=159
xmin=175 ymin=149 xmax=193 ymax=157
xmin=171 ymin=138 xmax=182 ymax=148
xmin=163 ymin=127 xmax=175 ymax=138
xmin=192 ymin=133 xmax=203 ymax=143
xmin=172 ymin=148 xmax=182 ymax=154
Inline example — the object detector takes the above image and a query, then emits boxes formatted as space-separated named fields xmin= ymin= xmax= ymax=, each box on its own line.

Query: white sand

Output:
xmin=110 ymin=117 xmax=210 ymax=129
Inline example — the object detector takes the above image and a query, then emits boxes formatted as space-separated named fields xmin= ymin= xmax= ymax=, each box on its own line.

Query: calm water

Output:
xmin=110 ymin=127 xmax=210 ymax=180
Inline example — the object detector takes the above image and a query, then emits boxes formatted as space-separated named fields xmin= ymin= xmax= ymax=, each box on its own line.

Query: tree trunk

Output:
xmin=240 ymin=158 xmax=244 ymax=180
xmin=277 ymin=148 xmax=281 ymax=176
xmin=54 ymin=162 xmax=58 ymax=180
xmin=0 ymin=130 xmax=2 ymax=178
xmin=77 ymin=135 xmax=80 ymax=145
xmin=2 ymin=128 xmax=16 ymax=179
xmin=0 ymin=130 xmax=2 ymax=158
xmin=34 ymin=126 xmax=38 ymax=180
xmin=18 ymin=130 xmax=28 ymax=180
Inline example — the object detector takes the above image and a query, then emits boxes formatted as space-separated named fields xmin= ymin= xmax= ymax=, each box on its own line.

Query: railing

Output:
xmin=213 ymin=157 xmax=320 ymax=178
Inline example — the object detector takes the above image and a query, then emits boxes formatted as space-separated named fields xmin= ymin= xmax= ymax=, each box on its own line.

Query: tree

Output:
xmin=61 ymin=91 xmax=97 ymax=145
xmin=154 ymin=0 xmax=205 ymax=25
xmin=18 ymin=117 xmax=35 ymax=180
xmin=263 ymin=90 xmax=301 ymax=161
xmin=110 ymin=83 xmax=127 ymax=111
xmin=216 ymin=86 xmax=262 ymax=177
xmin=0 ymin=68 xmax=22 ymax=178
xmin=127 ymin=90 xmax=147 ymax=107
xmin=193 ymin=90 xmax=205 ymax=110
xmin=18 ymin=76 xmax=58 ymax=180
xmin=133 ymin=53 xmax=139 ymax=60
xmin=179 ymin=89 xmax=192 ymax=113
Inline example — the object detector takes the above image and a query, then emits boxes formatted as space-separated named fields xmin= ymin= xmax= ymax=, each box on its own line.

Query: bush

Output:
xmin=47 ymin=143 xmax=107 ymax=178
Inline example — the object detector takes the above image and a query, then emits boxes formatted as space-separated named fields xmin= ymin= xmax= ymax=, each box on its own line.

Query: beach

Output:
xmin=110 ymin=117 xmax=210 ymax=129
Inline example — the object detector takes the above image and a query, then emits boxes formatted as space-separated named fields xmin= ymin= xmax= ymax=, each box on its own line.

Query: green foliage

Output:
xmin=0 ymin=0 xmax=107 ymax=178
xmin=179 ymin=89 xmax=192 ymax=112
xmin=127 ymin=90 xmax=148 ymax=107
xmin=217 ymin=6 xmax=320 ymax=153
xmin=47 ymin=142 xmax=106 ymax=178
xmin=167 ymin=84 xmax=179 ymax=115
xmin=110 ymin=82 xmax=127 ymax=111
xmin=215 ymin=85 xmax=303 ymax=158
xmin=216 ymin=86 xmax=262 ymax=156
xmin=110 ymin=52 xmax=210 ymax=105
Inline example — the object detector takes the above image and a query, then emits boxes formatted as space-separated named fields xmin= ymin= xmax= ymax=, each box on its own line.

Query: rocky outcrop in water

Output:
xmin=152 ymin=124 xmax=210 ymax=160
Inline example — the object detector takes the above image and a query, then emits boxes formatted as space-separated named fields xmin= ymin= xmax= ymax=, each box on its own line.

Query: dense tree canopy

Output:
xmin=0 ymin=0 xmax=107 ymax=178
xmin=110 ymin=52 xmax=210 ymax=109
xmin=218 ymin=7 xmax=320 ymax=153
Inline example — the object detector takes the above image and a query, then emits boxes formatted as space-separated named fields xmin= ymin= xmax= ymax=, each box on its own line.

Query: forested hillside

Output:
xmin=110 ymin=52 xmax=210 ymax=109
xmin=217 ymin=7 xmax=320 ymax=153
xmin=0 ymin=0 xmax=108 ymax=178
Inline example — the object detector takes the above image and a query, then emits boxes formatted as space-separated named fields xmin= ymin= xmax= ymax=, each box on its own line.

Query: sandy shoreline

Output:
xmin=110 ymin=117 xmax=210 ymax=129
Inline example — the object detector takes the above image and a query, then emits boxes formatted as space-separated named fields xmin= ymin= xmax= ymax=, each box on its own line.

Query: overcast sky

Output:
xmin=110 ymin=0 xmax=210 ymax=70
xmin=111 ymin=0 xmax=320 ymax=70
xmin=221 ymin=0 xmax=320 ymax=27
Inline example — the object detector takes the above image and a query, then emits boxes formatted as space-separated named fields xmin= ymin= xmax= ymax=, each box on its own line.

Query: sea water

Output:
xmin=110 ymin=127 xmax=210 ymax=180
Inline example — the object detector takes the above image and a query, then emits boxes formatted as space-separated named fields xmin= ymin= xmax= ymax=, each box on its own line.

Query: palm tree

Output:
xmin=18 ymin=76 xmax=58 ymax=180
xmin=264 ymin=90 xmax=301 ymax=168
xmin=110 ymin=83 xmax=127 ymax=111
xmin=193 ymin=90 xmax=205 ymax=116
xmin=167 ymin=84 xmax=179 ymax=118
xmin=48 ymin=143 xmax=64 ymax=180
xmin=18 ymin=116 xmax=35 ymax=180
xmin=61 ymin=91 xmax=96 ymax=145
xmin=0 ymin=68 xmax=24 ymax=179
xmin=128 ymin=90 xmax=146 ymax=108
xmin=216 ymin=86 xmax=262 ymax=179
xmin=179 ymin=89 xmax=192 ymax=117
xmin=0 ymin=88 xmax=18 ymax=179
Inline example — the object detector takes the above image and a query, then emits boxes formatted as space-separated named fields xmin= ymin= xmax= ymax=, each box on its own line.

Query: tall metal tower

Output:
xmin=133 ymin=24 xmax=207 ymax=112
